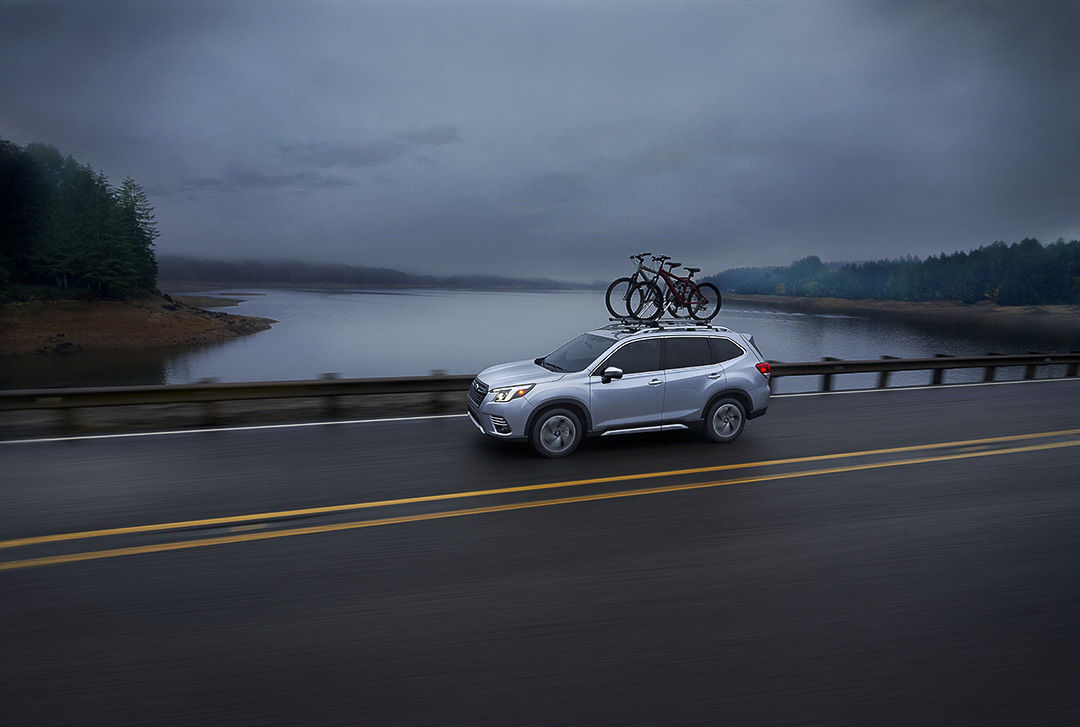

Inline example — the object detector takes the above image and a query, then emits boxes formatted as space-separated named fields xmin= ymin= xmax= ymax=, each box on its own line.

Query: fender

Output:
xmin=524 ymin=396 xmax=593 ymax=435
xmin=701 ymin=388 xmax=754 ymax=421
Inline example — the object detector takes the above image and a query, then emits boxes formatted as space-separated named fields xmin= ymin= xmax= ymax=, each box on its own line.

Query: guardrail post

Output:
xmin=877 ymin=356 xmax=899 ymax=388
xmin=931 ymin=354 xmax=952 ymax=386
xmin=1069 ymin=352 xmax=1079 ymax=378
xmin=198 ymin=377 xmax=220 ymax=425
xmin=1024 ymin=352 xmax=1043 ymax=380
xmin=983 ymin=352 xmax=1002 ymax=382
xmin=821 ymin=357 xmax=839 ymax=392
xmin=320 ymin=373 xmax=341 ymax=417
xmin=429 ymin=370 xmax=448 ymax=412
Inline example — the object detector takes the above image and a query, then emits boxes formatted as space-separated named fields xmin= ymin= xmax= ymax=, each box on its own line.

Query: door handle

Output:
xmin=648 ymin=378 xmax=663 ymax=386
xmin=707 ymin=372 xmax=722 ymax=380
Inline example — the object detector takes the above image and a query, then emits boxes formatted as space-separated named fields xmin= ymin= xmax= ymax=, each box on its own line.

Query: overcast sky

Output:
xmin=2 ymin=0 xmax=1077 ymax=280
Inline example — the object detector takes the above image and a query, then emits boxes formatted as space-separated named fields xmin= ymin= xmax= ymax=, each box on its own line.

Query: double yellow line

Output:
xmin=2 ymin=428 xmax=1078 ymax=572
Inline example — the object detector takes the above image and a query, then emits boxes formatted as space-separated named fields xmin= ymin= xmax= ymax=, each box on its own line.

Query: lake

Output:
xmin=0 ymin=288 xmax=1072 ymax=393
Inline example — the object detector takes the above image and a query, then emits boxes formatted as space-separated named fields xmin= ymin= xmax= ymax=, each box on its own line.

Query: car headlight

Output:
xmin=490 ymin=384 xmax=535 ymax=402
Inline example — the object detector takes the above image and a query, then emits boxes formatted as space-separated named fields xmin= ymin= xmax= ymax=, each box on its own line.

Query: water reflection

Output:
xmin=0 ymin=288 xmax=1072 ymax=391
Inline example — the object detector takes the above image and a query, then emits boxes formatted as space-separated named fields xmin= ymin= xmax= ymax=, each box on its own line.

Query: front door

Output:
xmin=589 ymin=338 xmax=664 ymax=431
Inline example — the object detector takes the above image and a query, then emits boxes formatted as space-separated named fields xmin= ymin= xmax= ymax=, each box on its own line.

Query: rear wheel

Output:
xmin=689 ymin=282 xmax=722 ymax=321
xmin=627 ymin=281 xmax=664 ymax=320
xmin=605 ymin=277 xmax=635 ymax=319
xmin=703 ymin=397 xmax=745 ymax=443
xmin=530 ymin=408 xmax=583 ymax=458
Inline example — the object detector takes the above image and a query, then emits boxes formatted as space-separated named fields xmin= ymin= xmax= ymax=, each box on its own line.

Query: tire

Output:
xmin=703 ymin=397 xmax=746 ymax=443
xmin=605 ymin=277 xmax=635 ymax=319
xmin=689 ymin=282 xmax=722 ymax=321
xmin=530 ymin=408 xmax=583 ymax=458
xmin=627 ymin=281 xmax=664 ymax=321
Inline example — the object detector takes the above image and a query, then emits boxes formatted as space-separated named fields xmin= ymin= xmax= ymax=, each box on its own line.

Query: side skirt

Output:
xmin=599 ymin=423 xmax=690 ymax=437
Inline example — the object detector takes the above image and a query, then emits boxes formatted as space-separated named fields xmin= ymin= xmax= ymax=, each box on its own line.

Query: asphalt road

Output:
xmin=2 ymin=379 xmax=1079 ymax=726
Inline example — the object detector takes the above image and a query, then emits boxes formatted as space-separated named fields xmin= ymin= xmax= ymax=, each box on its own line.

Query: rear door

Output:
xmin=588 ymin=338 xmax=664 ymax=431
xmin=661 ymin=336 xmax=723 ymax=422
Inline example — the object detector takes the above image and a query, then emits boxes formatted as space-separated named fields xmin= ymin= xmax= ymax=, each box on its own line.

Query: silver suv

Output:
xmin=467 ymin=322 xmax=770 ymax=457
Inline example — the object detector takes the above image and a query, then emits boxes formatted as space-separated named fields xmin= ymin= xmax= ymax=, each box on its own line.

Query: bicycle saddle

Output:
xmin=684 ymin=267 xmax=700 ymax=274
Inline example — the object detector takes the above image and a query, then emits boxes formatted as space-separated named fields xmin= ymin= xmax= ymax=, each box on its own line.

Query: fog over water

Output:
xmin=0 ymin=289 xmax=1070 ymax=393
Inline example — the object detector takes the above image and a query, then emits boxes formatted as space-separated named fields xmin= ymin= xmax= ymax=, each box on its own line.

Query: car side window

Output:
xmin=594 ymin=339 xmax=661 ymax=375
xmin=709 ymin=337 xmax=745 ymax=364
xmin=663 ymin=337 xmax=712 ymax=369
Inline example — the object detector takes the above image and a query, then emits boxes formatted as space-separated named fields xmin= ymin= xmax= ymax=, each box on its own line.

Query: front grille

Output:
xmin=468 ymin=378 xmax=489 ymax=409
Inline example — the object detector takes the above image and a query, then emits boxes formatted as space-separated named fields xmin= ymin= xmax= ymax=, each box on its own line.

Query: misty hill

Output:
xmin=158 ymin=255 xmax=601 ymax=291
xmin=706 ymin=239 xmax=1080 ymax=306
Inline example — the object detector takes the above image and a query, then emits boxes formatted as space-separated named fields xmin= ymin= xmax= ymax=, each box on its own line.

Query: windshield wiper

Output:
xmin=536 ymin=356 xmax=565 ymax=372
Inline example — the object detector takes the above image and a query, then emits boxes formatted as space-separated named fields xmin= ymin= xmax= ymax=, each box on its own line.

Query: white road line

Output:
xmin=1 ymin=376 xmax=1075 ymax=446
xmin=0 ymin=413 xmax=468 ymax=445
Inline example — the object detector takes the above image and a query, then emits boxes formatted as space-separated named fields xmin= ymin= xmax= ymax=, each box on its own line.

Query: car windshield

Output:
xmin=540 ymin=333 xmax=613 ymax=373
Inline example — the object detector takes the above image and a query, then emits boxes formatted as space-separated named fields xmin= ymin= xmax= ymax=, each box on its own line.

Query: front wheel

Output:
xmin=689 ymin=282 xmax=722 ymax=321
xmin=703 ymin=397 xmax=745 ymax=443
xmin=530 ymin=408 xmax=583 ymax=458
xmin=605 ymin=277 xmax=635 ymax=319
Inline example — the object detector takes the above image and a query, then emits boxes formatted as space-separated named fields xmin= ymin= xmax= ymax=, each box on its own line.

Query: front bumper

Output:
xmin=466 ymin=392 xmax=531 ymax=441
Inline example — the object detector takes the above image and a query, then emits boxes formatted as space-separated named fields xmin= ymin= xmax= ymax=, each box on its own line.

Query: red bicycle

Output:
xmin=607 ymin=254 xmax=721 ymax=321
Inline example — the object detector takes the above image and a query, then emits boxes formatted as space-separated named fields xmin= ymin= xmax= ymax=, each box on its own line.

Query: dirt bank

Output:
xmin=0 ymin=293 xmax=275 ymax=355
xmin=725 ymin=294 xmax=1080 ymax=344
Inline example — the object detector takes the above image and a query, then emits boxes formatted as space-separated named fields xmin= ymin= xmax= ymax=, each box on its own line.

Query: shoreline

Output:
xmin=724 ymin=294 xmax=1080 ymax=343
xmin=0 ymin=293 xmax=275 ymax=355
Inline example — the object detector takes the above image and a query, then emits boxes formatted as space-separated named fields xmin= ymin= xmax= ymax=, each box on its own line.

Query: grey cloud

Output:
xmin=510 ymin=173 xmax=590 ymax=209
xmin=176 ymin=166 xmax=356 ymax=196
xmin=622 ymin=139 xmax=704 ymax=176
xmin=400 ymin=126 xmax=462 ymax=146
xmin=277 ymin=141 xmax=409 ymax=170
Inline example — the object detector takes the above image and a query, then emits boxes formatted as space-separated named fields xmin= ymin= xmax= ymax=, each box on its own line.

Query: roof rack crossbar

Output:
xmin=601 ymin=318 xmax=732 ymax=333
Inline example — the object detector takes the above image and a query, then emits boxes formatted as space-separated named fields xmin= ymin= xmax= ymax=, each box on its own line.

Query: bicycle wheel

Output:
xmin=605 ymin=277 xmax=634 ymax=319
xmin=627 ymin=281 xmax=664 ymax=321
xmin=689 ymin=282 xmax=722 ymax=321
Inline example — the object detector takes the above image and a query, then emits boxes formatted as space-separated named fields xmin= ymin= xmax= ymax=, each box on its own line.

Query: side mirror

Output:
xmin=601 ymin=366 xmax=623 ymax=384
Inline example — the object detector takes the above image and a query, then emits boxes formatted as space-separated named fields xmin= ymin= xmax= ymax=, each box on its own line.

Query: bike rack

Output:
xmin=602 ymin=318 xmax=733 ymax=333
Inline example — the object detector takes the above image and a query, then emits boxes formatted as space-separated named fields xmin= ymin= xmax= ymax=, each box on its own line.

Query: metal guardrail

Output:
xmin=1 ymin=354 xmax=1078 ymax=428
xmin=770 ymin=352 xmax=1080 ymax=391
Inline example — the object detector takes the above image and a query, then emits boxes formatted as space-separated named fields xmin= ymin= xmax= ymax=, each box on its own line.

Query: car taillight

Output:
xmin=755 ymin=362 xmax=771 ymax=377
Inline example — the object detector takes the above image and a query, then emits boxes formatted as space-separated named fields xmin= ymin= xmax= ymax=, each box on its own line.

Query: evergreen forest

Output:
xmin=709 ymin=239 xmax=1080 ymax=306
xmin=0 ymin=139 xmax=158 ymax=299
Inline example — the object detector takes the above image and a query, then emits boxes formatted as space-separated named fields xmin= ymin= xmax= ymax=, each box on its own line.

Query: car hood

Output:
xmin=477 ymin=359 xmax=564 ymax=387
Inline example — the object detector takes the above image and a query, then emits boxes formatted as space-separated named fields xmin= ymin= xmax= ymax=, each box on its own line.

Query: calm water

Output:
xmin=0 ymin=288 xmax=1073 ymax=393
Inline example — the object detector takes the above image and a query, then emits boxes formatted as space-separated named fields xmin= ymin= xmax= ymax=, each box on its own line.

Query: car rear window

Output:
xmin=709 ymin=337 xmax=745 ymax=363
xmin=663 ymin=337 xmax=712 ymax=369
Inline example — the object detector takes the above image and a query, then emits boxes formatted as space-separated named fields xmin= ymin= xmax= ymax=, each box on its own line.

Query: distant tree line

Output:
xmin=0 ymin=139 xmax=158 ymax=298
xmin=158 ymin=255 xmax=596 ymax=291
xmin=708 ymin=239 xmax=1080 ymax=305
